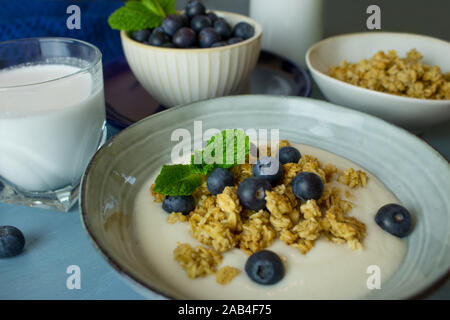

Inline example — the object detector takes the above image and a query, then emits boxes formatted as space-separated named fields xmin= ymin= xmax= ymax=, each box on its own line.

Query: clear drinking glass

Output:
xmin=0 ymin=38 xmax=106 ymax=212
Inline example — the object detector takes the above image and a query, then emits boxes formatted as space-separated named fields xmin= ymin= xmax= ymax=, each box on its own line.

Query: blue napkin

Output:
xmin=0 ymin=0 xmax=125 ymax=64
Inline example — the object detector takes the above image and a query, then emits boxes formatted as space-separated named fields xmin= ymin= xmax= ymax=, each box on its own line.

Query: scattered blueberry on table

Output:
xmin=129 ymin=0 xmax=254 ymax=48
xmin=0 ymin=226 xmax=25 ymax=258
xmin=375 ymin=204 xmax=412 ymax=237
xmin=292 ymin=172 xmax=324 ymax=202
xmin=245 ymin=250 xmax=285 ymax=285
xmin=162 ymin=195 xmax=196 ymax=216
xmin=237 ymin=177 xmax=272 ymax=211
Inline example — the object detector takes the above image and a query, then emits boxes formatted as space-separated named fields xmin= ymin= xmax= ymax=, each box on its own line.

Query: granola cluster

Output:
xmin=329 ymin=49 xmax=450 ymax=100
xmin=152 ymin=140 xmax=369 ymax=283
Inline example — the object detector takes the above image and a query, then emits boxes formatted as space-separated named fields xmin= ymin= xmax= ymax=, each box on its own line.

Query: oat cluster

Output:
xmin=329 ymin=49 xmax=450 ymax=100
xmin=151 ymin=140 xmax=369 ymax=283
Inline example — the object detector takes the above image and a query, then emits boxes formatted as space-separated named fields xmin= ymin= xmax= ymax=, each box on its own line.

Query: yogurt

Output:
xmin=133 ymin=143 xmax=407 ymax=299
xmin=0 ymin=64 xmax=105 ymax=191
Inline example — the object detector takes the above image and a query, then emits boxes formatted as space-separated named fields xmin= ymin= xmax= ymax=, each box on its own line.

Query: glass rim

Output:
xmin=0 ymin=37 xmax=102 ymax=89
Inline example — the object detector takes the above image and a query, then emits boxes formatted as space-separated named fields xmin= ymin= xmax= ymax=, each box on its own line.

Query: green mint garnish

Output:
xmin=153 ymin=130 xmax=250 ymax=196
xmin=190 ymin=129 xmax=250 ymax=175
xmin=108 ymin=0 xmax=176 ymax=31
xmin=153 ymin=165 xmax=203 ymax=196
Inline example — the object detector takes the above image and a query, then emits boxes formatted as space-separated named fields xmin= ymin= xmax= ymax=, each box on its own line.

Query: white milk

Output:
xmin=250 ymin=0 xmax=323 ymax=68
xmin=133 ymin=143 xmax=407 ymax=299
xmin=0 ymin=64 xmax=105 ymax=192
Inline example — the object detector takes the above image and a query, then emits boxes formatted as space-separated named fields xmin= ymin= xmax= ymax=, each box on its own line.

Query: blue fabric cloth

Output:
xmin=0 ymin=0 xmax=125 ymax=64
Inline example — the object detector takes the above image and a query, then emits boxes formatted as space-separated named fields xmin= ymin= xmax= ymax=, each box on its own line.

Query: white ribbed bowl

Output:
xmin=121 ymin=11 xmax=262 ymax=108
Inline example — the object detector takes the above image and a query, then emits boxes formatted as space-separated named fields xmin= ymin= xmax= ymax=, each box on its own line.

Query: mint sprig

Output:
xmin=153 ymin=165 xmax=203 ymax=196
xmin=108 ymin=0 xmax=176 ymax=31
xmin=153 ymin=130 xmax=250 ymax=196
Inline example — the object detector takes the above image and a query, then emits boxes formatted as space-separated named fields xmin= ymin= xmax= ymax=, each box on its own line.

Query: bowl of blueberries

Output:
xmin=120 ymin=0 xmax=262 ymax=108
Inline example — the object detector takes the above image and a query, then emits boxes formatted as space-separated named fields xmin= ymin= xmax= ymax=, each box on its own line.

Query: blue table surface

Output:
xmin=1 ymin=89 xmax=449 ymax=300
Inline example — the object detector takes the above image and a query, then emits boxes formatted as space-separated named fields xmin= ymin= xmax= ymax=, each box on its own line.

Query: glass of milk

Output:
xmin=0 ymin=38 xmax=106 ymax=212
xmin=249 ymin=0 xmax=323 ymax=68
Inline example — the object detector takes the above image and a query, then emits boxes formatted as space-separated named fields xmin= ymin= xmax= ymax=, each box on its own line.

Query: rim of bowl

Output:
xmin=121 ymin=10 xmax=263 ymax=53
xmin=80 ymin=95 xmax=450 ymax=300
xmin=0 ymin=37 xmax=102 ymax=90
xmin=306 ymin=31 xmax=450 ymax=104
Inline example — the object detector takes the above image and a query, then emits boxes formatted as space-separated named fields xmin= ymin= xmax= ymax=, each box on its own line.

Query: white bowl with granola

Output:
xmin=306 ymin=32 xmax=450 ymax=131
xmin=80 ymin=95 xmax=450 ymax=300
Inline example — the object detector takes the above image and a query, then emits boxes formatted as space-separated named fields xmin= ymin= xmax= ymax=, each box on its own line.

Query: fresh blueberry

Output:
xmin=190 ymin=15 xmax=212 ymax=33
xmin=198 ymin=27 xmax=220 ymax=48
xmin=214 ymin=19 xmax=232 ymax=39
xmin=153 ymin=26 xmax=165 ymax=34
xmin=162 ymin=195 xmax=196 ymax=215
xmin=233 ymin=22 xmax=255 ymax=40
xmin=172 ymin=27 xmax=197 ymax=48
xmin=206 ymin=168 xmax=234 ymax=195
xmin=179 ymin=13 xmax=190 ymax=27
xmin=0 ymin=226 xmax=25 ymax=258
xmin=185 ymin=0 xmax=206 ymax=19
xmin=252 ymin=156 xmax=283 ymax=186
xmin=375 ymin=204 xmax=412 ymax=237
xmin=237 ymin=177 xmax=272 ymax=211
xmin=206 ymin=11 xmax=219 ymax=23
xmin=245 ymin=250 xmax=285 ymax=285
xmin=162 ymin=14 xmax=187 ymax=36
xmin=211 ymin=41 xmax=227 ymax=47
xmin=147 ymin=30 xmax=171 ymax=47
xmin=227 ymin=37 xmax=244 ymax=45
xmin=292 ymin=172 xmax=324 ymax=202
xmin=277 ymin=146 xmax=301 ymax=165
xmin=130 ymin=29 xmax=151 ymax=42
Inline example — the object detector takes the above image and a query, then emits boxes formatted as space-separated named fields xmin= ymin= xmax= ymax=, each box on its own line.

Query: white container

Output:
xmin=0 ymin=38 xmax=106 ymax=211
xmin=121 ymin=11 xmax=262 ymax=108
xmin=250 ymin=0 xmax=323 ymax=68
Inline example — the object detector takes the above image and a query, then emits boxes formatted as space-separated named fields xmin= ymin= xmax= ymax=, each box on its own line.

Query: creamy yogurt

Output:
xmin=0 ymin=64 xmax=105 ymax=191
xmin=133 ymin=143 xmax=407 ymax=299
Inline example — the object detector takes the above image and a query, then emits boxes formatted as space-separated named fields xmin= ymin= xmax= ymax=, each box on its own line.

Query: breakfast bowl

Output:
xmin=120 ymin=11 xmax=262 ymax=108
xmin=306 ymin=32 xmax=450 ymax=132
xmin=80 ymin=95 xmax=450 ymax=300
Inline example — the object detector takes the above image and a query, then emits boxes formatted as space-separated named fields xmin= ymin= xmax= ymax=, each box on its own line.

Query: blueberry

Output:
xmin=206 ymin=168 xmax=234 ymax=195
xmin=0 ymin=226 xmax=25 ymax=258
xmin=252 ymin=156 xmax=283 ymax=186
xmin=277 ymin=146 xmax=301 ymax=165
xmin=233 ymin=22 xmax=255 ymax=40
xmin=214 ymin=19 xmax=232 ymax=39
xmin=375 ymin=204 xmax=412 ymax=237
xmin=172 ymin=27 xmax=197 ymax=48
xmin=190 ymin=15 xmax=212 ymax=33
xmin=162 ymin=14 xmax=187 ymax=36
xmin=162 ymin=195 xmax=196 ymax=215
xmin=198 ymin=27 xmax=220 ymax=48
xmin=147 ymin=30 xmax=171 ymax=47
xmin=227 ymin=37 xmax=244 ymax=45
xmin=245 ymin=250 xmax=285 ymax=285
xmin=185 ymin=0 xmax=206 ymax=19
xmin=206 ymin=11 xmax=218 ymax=23
xmin=211 ymin=41 xmax=227 ymax=48
xmin=292 ymin=172 xmax=324 ymax=202
xmin=237 ymin=177 xmax=272 ymax=211
xmin=130 ymin=29 xmax=151 ymax=42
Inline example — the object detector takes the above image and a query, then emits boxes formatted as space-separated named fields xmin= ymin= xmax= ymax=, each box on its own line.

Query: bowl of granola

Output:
xmin=80 ymin=95 xmax=450 ymax=299
xmin=306 ymin=32 xmax=450 ymax=131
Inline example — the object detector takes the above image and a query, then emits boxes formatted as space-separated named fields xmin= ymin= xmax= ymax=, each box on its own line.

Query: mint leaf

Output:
xmin=190 ymin=130 xmax=250 ymax=174
xmin=108 ymin=1 xmax=163 ymax=31
xmin=158 ymin=0 xmax=177 ymax=15
xmin=142 ymin=0 xmax=166 ymax=17
xmin=154 ymin=165 xmax=203 ymax=196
